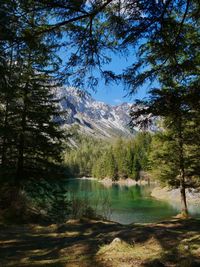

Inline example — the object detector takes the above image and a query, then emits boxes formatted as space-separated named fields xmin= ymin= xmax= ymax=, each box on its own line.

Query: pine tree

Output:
xmin=131 ymin=87 xmax=200 ymax=216
xmin=113 ymin=138 xmax=128 ymax=178
xmin=127 ymin=2 xmax=199 ymax=216
xmin=104 ymin=148 xmax=118 ymax=180
xmin=0 ymin=2 xmax=65 ymax=188
xmin=126 ymin=143 xmax=134 ymax=179
xmin=4 ymin=0 xmax=193 ymax=90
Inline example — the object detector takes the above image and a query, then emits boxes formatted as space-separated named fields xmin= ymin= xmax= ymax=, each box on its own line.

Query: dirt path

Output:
xmin=0 ymin=218 xmax=200 ymax=267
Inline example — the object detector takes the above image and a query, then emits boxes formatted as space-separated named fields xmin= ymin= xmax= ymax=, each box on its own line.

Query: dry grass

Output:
xmin=96 ymin=237 xmax=162 ymax=267
xmin=0 ymin=218 xmax=200 ymax=267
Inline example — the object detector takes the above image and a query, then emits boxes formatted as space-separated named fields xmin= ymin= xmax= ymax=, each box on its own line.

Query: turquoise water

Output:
xmin=65 ymin=179 xmax=199 ymax=224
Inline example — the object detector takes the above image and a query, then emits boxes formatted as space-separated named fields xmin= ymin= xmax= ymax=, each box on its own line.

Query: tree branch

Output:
xmin=35 ymin=0 xmax=114 ymax=35
xmin=174 ymin=0 xmax=190 ymax=46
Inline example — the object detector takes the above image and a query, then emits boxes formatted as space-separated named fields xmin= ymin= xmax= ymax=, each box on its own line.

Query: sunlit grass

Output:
xmin=0 ymin=219 xmax=200 ymax=267
xmin=97 ymin=237 xmax=162 ymax=267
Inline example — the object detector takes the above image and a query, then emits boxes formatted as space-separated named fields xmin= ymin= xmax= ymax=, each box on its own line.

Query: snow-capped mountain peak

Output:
xmin=58 ymin=87 xmax=134 ymax=138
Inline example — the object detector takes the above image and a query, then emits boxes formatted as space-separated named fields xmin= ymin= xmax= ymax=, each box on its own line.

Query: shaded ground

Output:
xmin=0 ymin=218 xmax=200 ymax=267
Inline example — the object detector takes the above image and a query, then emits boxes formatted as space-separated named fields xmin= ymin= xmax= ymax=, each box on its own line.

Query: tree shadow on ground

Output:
xmin=0 ymin=218 xmax=200 ymax=267
xmin=116 ymin=218 xmax=200 ymax=267
xmin=0 ymin=218 xmax=125 ymax=267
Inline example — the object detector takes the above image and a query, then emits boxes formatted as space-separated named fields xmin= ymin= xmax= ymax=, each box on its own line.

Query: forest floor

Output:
xmin=0 ymin=218 xmax=200 ymax=267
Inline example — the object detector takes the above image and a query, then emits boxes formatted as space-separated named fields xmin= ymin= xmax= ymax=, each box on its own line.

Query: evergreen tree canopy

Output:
xmin=1 ymin=0 xmax=197 ymax=89
xmin=0 ymin=1 xmax=65 ymax=186
xmin=65 ymin=133 xmax=152 ymax=181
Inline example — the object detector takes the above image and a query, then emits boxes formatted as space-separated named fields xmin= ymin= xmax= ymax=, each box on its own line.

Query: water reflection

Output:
xmin=65 ymin=179 xmax=199 ymax=224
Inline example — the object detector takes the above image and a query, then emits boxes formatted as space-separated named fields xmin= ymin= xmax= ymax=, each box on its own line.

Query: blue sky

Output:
xmin=88 ymin=53 xmax=148 ymax=105
xmin=59 ymin=46 xmax=149 ymax=105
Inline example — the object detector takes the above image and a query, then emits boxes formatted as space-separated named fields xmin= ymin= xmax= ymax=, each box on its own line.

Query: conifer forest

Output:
xmin=0 ymin=1 xmax=200 ymax=266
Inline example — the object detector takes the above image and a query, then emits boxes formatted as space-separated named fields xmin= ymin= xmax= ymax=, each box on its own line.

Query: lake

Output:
xmin=65 ymin=178 xmax=199 ymax=224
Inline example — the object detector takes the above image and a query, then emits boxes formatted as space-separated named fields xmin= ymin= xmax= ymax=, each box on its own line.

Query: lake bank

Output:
xmin=66 ymin=179 xmax=181 ymax=224
xmin=100 ymin=177 xmax=152 ymax=187
xmin=1 ymin=218 xmax=200 ymax=267
xmin=79 ymin=176 xmax=153 ymax=187
xmin=151 ymin=186 xmax=200 ymax=205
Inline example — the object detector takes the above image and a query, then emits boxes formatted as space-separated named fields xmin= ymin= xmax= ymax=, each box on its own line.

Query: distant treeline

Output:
xmin=64 ymin=133 xmax=152 ymax=180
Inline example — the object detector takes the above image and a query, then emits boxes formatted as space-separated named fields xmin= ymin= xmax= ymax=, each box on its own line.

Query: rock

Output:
xmin=111 ymin=237 xmax=122 ymax=244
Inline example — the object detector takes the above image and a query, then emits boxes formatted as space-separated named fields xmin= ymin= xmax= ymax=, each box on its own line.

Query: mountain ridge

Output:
xmin=57 ymin=87 xmax=134 ymax=138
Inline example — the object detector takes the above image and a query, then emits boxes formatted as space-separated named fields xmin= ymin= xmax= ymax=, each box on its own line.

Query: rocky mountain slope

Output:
xmin=57 ymin=87 xmax=135 ymax=138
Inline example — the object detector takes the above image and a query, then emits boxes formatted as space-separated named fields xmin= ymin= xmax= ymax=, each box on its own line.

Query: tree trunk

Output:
xmin=1 ymin=100 xmax=9 ymax=166
xmin=180 ymin=171 xmax=188 ymax=217
xmin=1 ymin=49 xmax=13 ymax=167
xmin=16 ymin=86 xmax=28 ymax=184
xmin=177 ymin=115 xmax=189 ymax=217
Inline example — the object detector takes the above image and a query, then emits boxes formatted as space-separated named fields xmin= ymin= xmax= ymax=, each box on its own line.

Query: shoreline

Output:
xmin=78 ymin=176 xmax=97 ymax=180
xmin=151 ymin=186 xmax=200 ymax=205
xmin=79 ymin=177 xmax=200 ymax=206
xmin=99 ymin=177 xmax=151 ymax=187
xmin=78 ymin=176 xmax=153 ymax=187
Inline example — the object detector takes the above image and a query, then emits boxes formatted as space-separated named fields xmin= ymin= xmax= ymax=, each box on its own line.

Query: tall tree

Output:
xmin=126 ymin=0 xmax=199 ymax=216
xmin=130 ymin=87 xmax=200 ymax=216
xmin=0 ymin=1 xmax=65 ymax=188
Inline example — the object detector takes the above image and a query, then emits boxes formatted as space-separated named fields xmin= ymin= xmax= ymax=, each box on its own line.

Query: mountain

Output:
xmin=57 ymin=87 xmax=134 ymax=138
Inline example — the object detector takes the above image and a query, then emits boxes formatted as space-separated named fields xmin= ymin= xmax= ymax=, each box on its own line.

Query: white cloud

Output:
xmin=114 ymin=99 xmax=122 ymax=103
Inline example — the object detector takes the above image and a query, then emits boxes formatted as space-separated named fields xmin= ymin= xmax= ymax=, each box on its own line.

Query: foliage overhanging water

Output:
xmin=65 ymin=179 xmax=200 ymax=224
